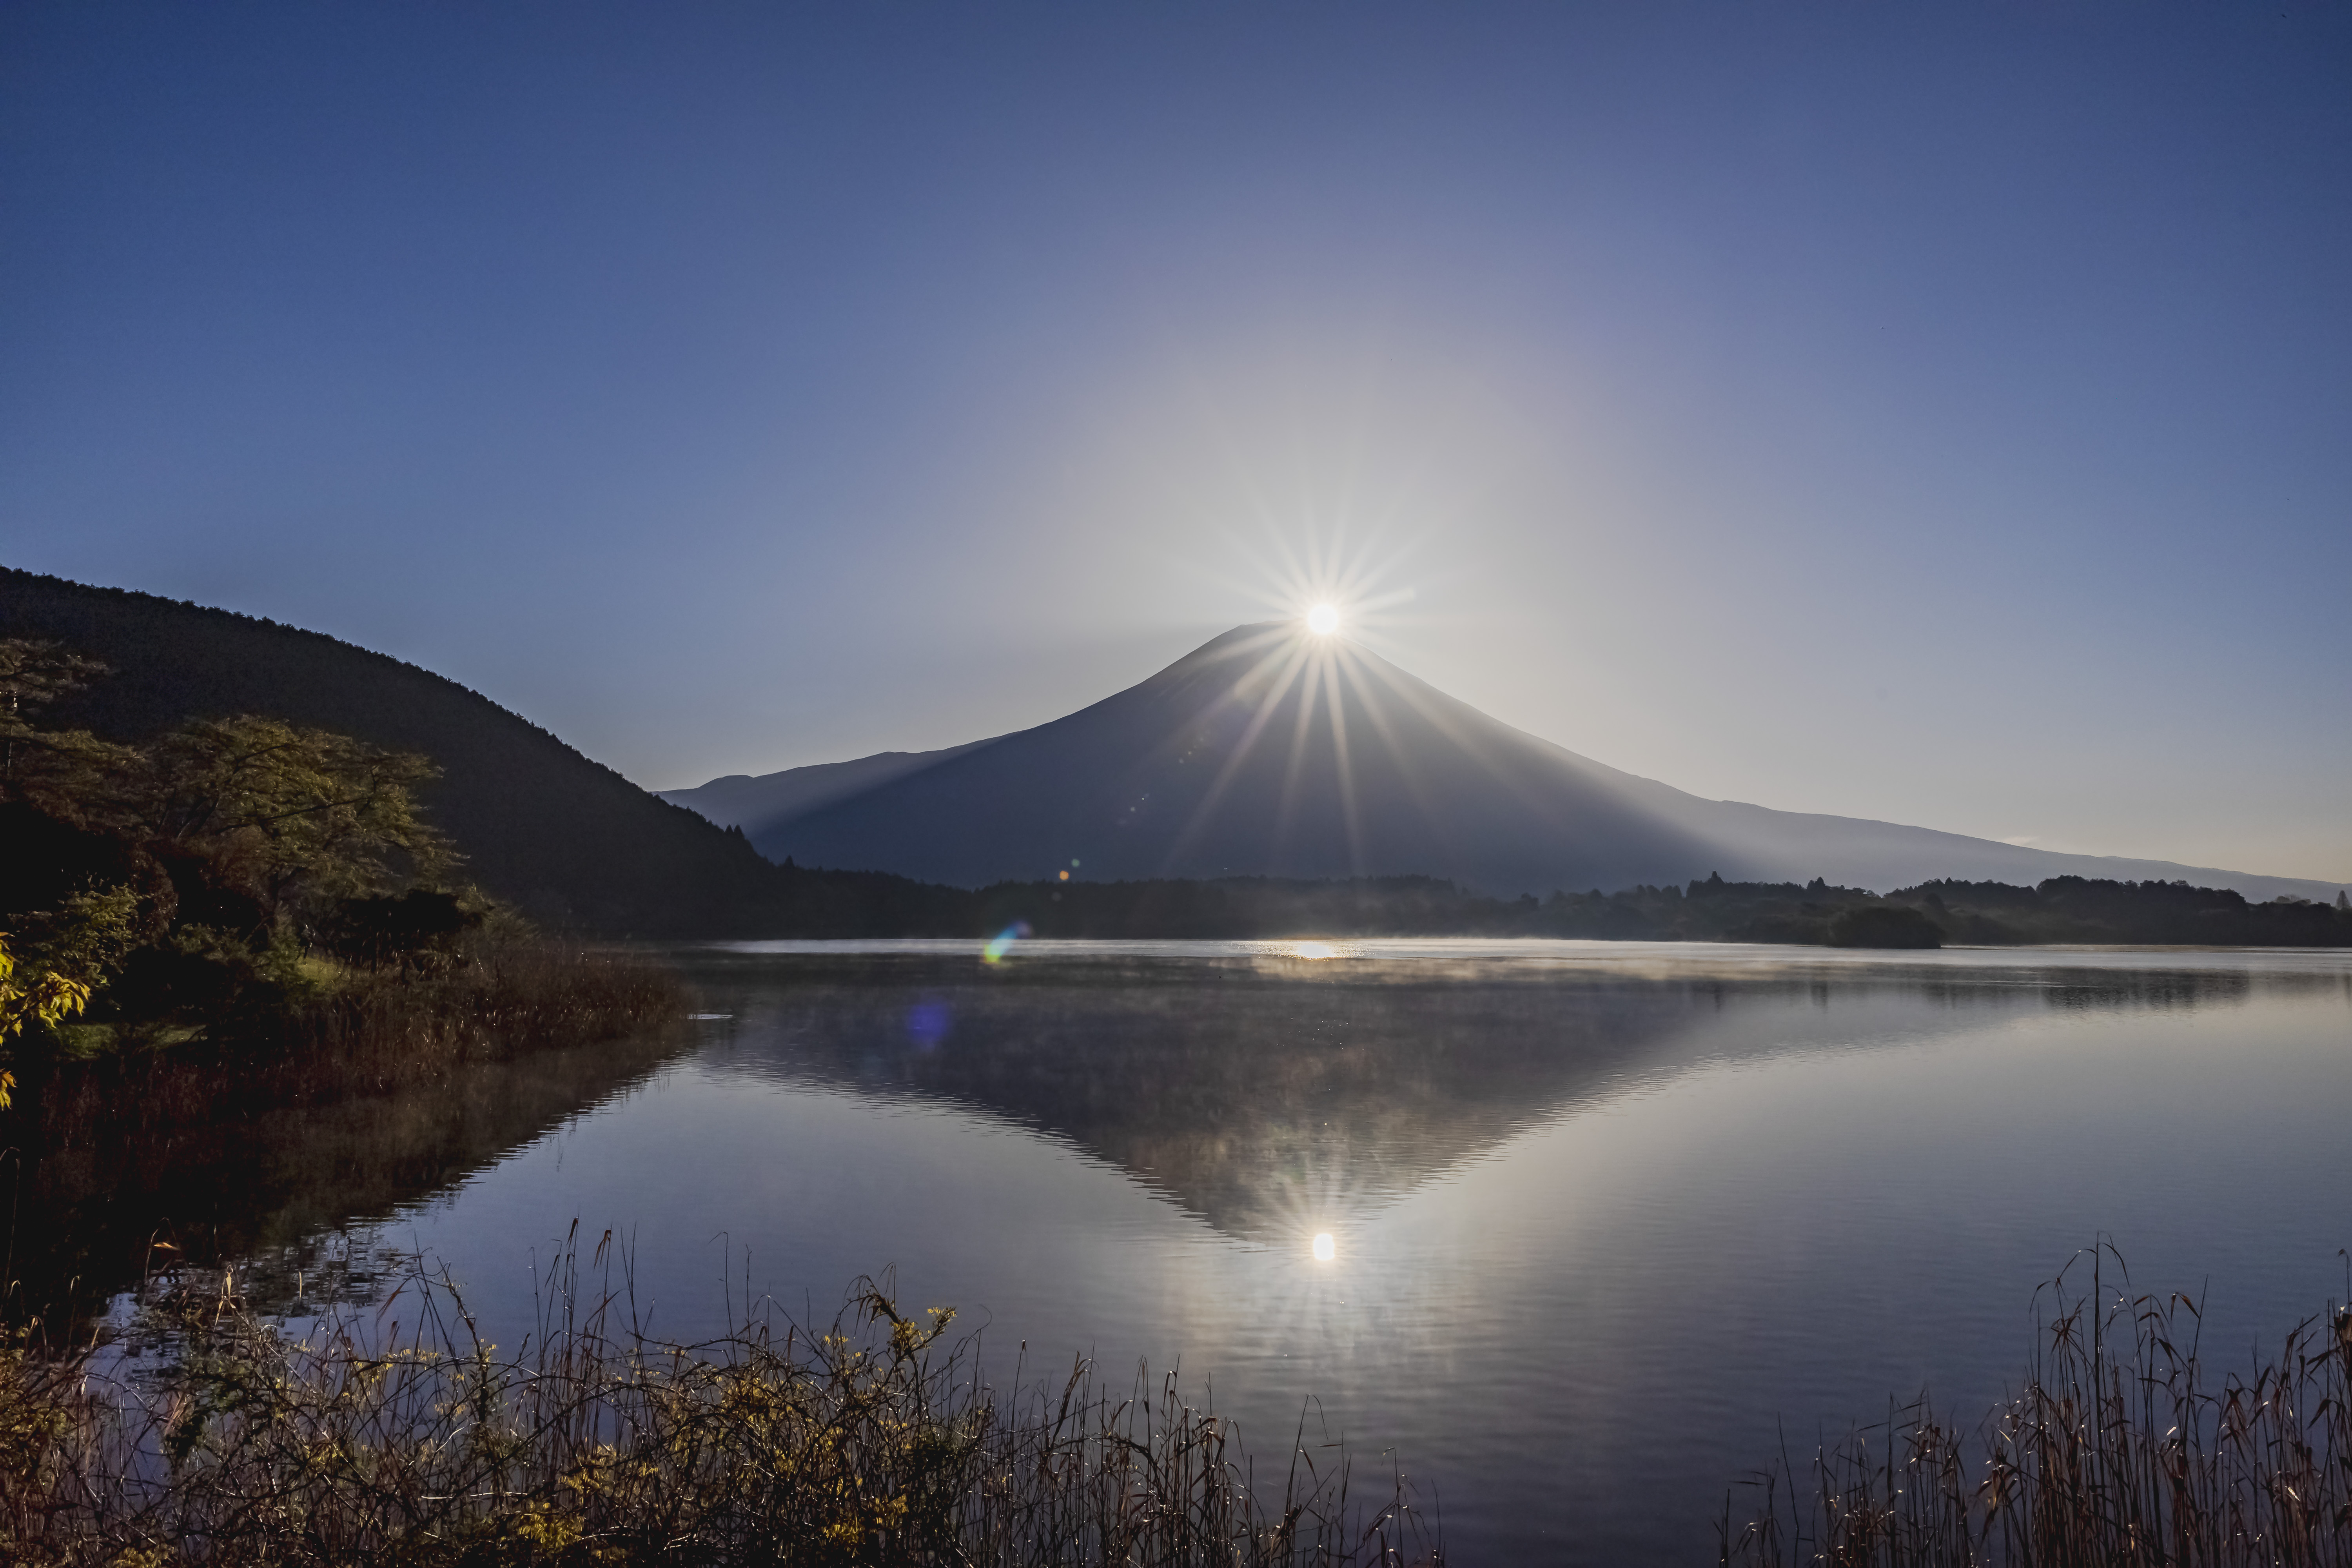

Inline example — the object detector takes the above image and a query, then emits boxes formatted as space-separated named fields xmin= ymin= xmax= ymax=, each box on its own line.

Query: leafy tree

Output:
xmin=0 ymin=638 xmax=144 ymax=828
xmin=136 ymin=716 xmax=453 ymax=927
xmin=0 ymin=636 xmax=107 ymax=722
xmin=0 ymin=931 xmax=92 ymax=1109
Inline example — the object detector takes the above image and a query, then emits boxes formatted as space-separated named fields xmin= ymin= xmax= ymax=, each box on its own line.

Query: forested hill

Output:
xmin=0 ymin=568 xmax=796 ymax=934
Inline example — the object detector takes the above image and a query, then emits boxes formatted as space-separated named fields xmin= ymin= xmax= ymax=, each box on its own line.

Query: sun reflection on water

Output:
xmin=1311 ymin=1232 xmax=1336 ymax=1262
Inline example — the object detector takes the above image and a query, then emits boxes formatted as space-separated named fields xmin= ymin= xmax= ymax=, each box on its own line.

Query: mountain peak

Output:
xmin=665 ymin=628 xmax=2340 ymax=903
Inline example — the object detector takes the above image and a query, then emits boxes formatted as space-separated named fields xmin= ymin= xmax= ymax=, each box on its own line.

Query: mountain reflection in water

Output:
xmin=9 ymin=942 xmax=2346 ymax=1565
xmin=676 ymin=948 xmax=2293 ymax=1245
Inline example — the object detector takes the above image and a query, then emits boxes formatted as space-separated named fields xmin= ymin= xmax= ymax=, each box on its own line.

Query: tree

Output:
xmin=0 ymin=637 xmax=144 ymax=828
xmin=138 ymin=716 xmax=454 ymax=926
xmin=0 ymin=636 xmax=107 ymax=722
xmin=0 ymin=930 xmax=92 ymax=1109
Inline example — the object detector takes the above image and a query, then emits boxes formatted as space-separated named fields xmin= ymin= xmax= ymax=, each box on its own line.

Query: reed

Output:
xmin=1720 ymin=1244 xmax=2352 ymax=1568
xmin=0 ymin=1230 xmax=1439 ymax=1566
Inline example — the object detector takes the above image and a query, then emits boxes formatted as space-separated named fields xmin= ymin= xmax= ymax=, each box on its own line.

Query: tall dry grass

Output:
xmin=1720 ymin=1244 xmax=2352 ymax=1568
xmin=1 ymin=1228 xmax=1439 ymax=1566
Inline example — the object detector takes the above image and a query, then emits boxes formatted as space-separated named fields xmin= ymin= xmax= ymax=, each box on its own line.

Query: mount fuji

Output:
xmin=664 ymin=624 xmax=2339 ymax=904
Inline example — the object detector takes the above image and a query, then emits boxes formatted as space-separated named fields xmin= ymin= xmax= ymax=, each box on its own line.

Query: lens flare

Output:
xmin=1306 ymin=604 xmax=1340 ymax=635
xmin=1311 ymin=1232 xmax=1336 ymax=1261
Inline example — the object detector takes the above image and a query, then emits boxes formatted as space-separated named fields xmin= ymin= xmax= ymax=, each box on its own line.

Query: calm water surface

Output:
xmin=93 ymin=943 xmax=2352 ymax=1561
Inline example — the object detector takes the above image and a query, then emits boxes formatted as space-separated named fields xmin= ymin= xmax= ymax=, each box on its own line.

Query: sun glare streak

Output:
xmin=1147 ymin=517 xmax=1658 ymax=887
xmin=1159 ymin=637 xmax=1315 ymax=869
xmin=1274 ymin=651 xmax=1328 ymax=851
xmin=1345 ymin=650 xmax=1600 ymax=829
xmin=1323 ymin=659 xmax=1367 ymax=876
xmin=1330 ymin=642 xmax=1461 ymax=866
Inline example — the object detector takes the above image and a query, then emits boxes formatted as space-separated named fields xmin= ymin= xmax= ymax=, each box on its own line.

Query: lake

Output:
xmin=43 ymin=940 xmax=2352 ymax=1563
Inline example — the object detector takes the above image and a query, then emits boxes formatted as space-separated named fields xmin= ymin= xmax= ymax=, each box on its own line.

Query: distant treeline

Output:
xmin=760 ymin=865 xmax=2352 ymax=947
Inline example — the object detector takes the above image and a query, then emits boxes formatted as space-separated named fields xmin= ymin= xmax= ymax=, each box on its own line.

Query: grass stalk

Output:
xmin=1720 ymin=1243 xmax=2352 ymax=1568
xmin=2 ymin=1228 xmax=1440 ymax=1566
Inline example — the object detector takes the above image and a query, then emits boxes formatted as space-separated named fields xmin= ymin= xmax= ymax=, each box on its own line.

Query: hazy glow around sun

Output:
xmin=1215 ymin=523 xmax=1417 ymax=655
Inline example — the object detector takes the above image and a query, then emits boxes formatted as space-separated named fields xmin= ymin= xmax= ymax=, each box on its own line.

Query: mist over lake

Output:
xmin=59 ymin=941 xmax=2347 ymax=1563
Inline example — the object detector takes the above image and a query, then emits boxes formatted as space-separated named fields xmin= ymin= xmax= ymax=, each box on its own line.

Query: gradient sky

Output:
xmin=4 ymin=4 xmax=2347 ymax=880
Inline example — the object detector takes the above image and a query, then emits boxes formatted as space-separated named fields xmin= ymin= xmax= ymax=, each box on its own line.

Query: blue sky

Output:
xmin=4 ymin=3 xmax=2346 ymax=880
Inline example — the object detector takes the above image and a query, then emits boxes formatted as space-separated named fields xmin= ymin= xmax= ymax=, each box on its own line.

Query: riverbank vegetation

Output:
xmin=0 ymin=1240 xmax=1437 ymax=1566
xmin=0 ymin=636 xmax=684 ymax=1121
xmin=1720 ymin=1246 xmax=2352 ymax=1567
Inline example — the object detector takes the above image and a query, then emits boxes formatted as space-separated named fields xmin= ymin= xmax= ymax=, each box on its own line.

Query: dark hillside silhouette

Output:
xmin=0 ymin=569 xmax=787 ymax=934
xmin=673 ymin=740 xmax=994 ymax=828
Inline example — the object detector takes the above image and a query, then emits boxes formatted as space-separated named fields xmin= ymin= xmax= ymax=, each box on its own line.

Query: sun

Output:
xmin=1306 ymin=603 xmax=1340 ymax=635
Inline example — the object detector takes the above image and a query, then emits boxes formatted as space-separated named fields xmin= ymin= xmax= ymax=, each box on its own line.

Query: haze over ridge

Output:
xmin=665 ymin=625 xmax=2344 ymax=904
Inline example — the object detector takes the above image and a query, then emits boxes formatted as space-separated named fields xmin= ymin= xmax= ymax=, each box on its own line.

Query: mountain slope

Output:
xmin=667 ymin=740 xmax=994 ymax=830
xmin=673 ymin=624 xmax=2343 ymax=903
xmin=0 ymin=568 xmax=794 ymax=934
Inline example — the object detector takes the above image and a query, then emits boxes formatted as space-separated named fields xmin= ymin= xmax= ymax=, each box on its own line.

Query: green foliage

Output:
xmin=0 ymin=639 xmax=145 ymax=831
xmin=0 ymin=637 xmax=109 ymax=717
xmin=0 ymin=637 xmax=502 ymax=1090
xmin=138 ymin=715 xmax=453 ymax=926
xmin=0 ymin=932 xmax=92 ymax=1109
xmin=4 ymin=637 xmax=454 ymax=931
xmin=3 ymin=570 xmax=791 ymax=936
xmin=12 ymin=885 xmax=145 ymax=990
